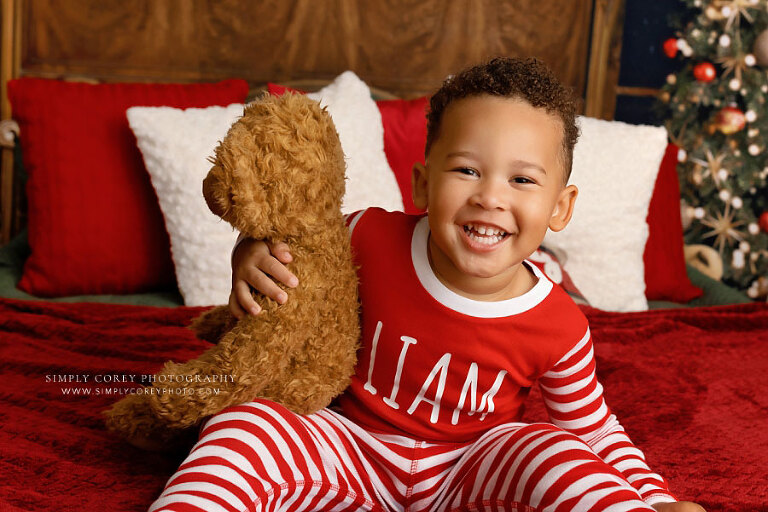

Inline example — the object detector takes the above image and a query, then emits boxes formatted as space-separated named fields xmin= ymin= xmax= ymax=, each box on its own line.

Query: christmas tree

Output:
xmin=661 ymin=0 xmax=768 ymax=300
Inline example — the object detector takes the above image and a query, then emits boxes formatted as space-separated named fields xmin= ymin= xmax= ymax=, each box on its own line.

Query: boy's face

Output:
xmin=412 ymin=95 xmax=578 ymax=298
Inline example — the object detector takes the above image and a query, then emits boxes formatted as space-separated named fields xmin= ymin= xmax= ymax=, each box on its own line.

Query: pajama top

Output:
xmin=335 ymin=207 xmax=674 ymax=503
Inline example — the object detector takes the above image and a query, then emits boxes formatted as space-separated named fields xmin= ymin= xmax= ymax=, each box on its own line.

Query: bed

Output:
xmin=1 ymin=1 xmax=766 ymax=511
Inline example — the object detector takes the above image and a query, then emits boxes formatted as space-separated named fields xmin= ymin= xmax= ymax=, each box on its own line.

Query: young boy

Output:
xmin=150 ymin=58 xmax=704 ymax=512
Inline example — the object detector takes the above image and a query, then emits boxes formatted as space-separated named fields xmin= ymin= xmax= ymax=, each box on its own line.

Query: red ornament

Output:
xmin=760 ymin=211 xmax=768 ymax=233
xmin=663 ymin=38 xmax=679 ymax=58
xmin=714 ymin=106 xmax=746 ymax=135
xmin=693 ymin=62 xmax=716 ymax=82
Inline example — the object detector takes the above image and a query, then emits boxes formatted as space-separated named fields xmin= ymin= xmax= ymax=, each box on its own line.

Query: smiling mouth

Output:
xmin=462 ymin=223 xmax=510 ymax=246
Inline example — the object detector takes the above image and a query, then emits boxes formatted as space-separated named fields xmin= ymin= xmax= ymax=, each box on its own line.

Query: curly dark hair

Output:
xmin=425 ymin=57 xmax=580 ymax=182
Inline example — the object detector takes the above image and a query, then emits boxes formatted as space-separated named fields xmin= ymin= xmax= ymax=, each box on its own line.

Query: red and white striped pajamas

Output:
xmin=152 ymin=209 xmax=676 ymax=511
xmin=150 ymin=399 xmax=662 ymax=512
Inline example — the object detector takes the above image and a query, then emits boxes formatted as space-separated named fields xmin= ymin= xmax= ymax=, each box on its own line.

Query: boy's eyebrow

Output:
xmin=509 ymin=160 xmax=546 ymax=175
xmin=446 ymin=150 xmax=478 ymax=159
xmin=446 ymin=151 xmax=547 ymax=174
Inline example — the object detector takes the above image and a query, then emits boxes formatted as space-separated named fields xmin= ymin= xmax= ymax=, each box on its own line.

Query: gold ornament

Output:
xmin=684 ymin=244 xmax=723 ymax=281
xmin=713 ymin=0 xmax=757 ymax=31
xmin=700 ymin=203 xmax=746 ymax=253
xmin=714 ymin=106 xmax=747 ymax=134
xmin=754 ymin=28 xmax=768 ymax=66
xmin=705 ymin=5 xmax=725 ymax=19
xmin=717 ymin=53 xmax=748 ymax=84
xmin=692 ymin=149 xmax=727 ymax=184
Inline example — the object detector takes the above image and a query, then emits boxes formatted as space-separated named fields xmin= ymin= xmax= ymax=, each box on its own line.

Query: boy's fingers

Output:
xmin=227 ymin=291 xmax=246 ymax=319
xmin=245 ymin=268 xmax=289 ymax=304
xmin=267 ymin=241 xmax=293 ymax=263
xmin=233 ymin=280 xmax=261 ymax=315
xmin=259 ymin=257 xmax=299 ymax=288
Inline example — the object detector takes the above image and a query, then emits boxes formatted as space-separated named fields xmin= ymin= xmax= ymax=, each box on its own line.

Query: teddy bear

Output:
xmin=103 ymin=92 xmax=361 ymax=451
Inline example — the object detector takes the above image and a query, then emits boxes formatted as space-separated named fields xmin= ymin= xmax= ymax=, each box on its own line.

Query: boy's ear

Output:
xmin=411 ymin=162 xmax=429 ymax=210
xmin=548 ymin=184 xmax=578 ymax=232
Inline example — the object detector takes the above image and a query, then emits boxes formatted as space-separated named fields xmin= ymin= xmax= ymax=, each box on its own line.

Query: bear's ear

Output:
xmin=202 ymin=165 xmax=230 ymax=219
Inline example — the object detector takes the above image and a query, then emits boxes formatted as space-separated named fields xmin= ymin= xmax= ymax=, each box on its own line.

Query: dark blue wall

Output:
xmin=613 ymin=0 xmax=687 ymax=125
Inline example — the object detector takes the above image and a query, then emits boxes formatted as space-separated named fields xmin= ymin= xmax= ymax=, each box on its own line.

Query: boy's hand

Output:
xmin=229 ymin=238 xmax=299 ymax=319
xmin=652 ymin=501 xmax=706 ymax=512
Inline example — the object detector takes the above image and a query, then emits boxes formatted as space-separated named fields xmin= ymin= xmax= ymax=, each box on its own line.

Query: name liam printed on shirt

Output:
xmin=361 ymin=320 xmax=508 ymax=426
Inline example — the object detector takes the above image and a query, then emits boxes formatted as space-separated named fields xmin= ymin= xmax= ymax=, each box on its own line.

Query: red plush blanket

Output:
xmin=1 ymin=298 xmax=766 ymax=511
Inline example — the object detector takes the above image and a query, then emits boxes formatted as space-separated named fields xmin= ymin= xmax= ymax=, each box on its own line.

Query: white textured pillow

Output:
xmin=307 ymin=71 xmax=403 ymax=214
xmin=128 ymin=71 xmax=402 ymax=305
xmin=128 ymin=104 xmax=243 ymax=306
xmin=543 ymin=117 xmax=667 ymax=312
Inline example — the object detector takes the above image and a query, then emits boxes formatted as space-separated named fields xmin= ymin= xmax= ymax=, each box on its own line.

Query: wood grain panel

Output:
xmin=20 ymin=0 xmax=594 ymax=98
xmin=585 ymin=0 xmax=625 ymax=119
xmin=3 ymin=0 xmax=624 ymax=243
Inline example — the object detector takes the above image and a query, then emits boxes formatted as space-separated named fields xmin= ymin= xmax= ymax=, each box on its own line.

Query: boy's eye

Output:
xmin=511 ymin=176 xmax=535 ymax=185
xmin=454 ymin=167 xmax=479 ymax=176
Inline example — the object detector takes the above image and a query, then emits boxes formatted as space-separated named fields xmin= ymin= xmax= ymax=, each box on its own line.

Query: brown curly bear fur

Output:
xmin=103 ymin=93 xmax=360 ymax=451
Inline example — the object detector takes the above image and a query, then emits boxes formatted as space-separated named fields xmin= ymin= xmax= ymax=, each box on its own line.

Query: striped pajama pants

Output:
xmin=149 ymin=400 xmax=655 ymax=512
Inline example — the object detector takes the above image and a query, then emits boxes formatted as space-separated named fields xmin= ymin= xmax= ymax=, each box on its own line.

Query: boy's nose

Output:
xmin=471 ymin=180 xmax=506 ymax=210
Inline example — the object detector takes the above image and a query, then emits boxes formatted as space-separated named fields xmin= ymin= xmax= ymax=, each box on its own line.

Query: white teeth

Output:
xmin=468 ymin=232 xmax=502 ymax=245
xmin=464 ymin=223 xmax=507 ymax=238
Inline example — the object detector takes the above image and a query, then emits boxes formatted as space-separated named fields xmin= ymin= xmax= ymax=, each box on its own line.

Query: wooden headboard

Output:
xmin=0 ymin=0 xmax=625 ymax=244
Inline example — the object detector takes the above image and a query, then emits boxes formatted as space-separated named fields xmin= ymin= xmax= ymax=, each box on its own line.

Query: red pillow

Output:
xmin=375 ymin=97 xmax=428 ymax=214
xmin=267 ymin=83 xmax=428 ymax=214
xmin=643 ymin=143 xmax=703 ymax=302
xmin=266 ymin=83 xmax=298 ymax=96
xmin=9 ymin=78 xmax=249 ymax=296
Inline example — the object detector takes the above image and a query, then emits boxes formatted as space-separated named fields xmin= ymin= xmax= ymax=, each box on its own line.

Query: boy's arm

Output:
xmin=229 ymin=210 xmax=365 ymax=318
xmin=537 ymin=329 xmax=678 ymax=507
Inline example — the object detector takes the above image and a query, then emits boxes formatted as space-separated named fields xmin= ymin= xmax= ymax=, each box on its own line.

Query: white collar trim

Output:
xmin=411 ymin=216 xmax=553 ymax=318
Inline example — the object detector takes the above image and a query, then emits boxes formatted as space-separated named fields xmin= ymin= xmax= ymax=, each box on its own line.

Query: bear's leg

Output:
xmin=103 ymin=393 xmax=194 ymax=451
xmin=188 ymin=305 xmax=237 ymax=344
xmin=147 ymin=314 xmax=297 ymax=430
